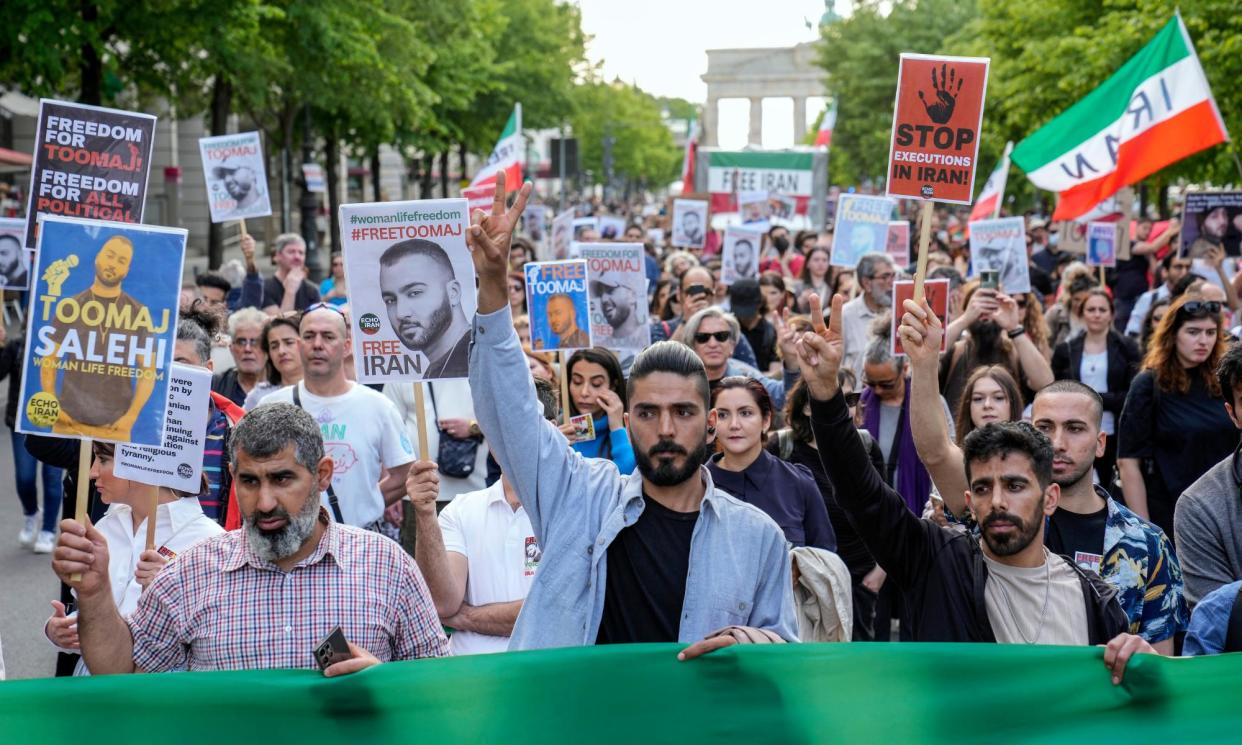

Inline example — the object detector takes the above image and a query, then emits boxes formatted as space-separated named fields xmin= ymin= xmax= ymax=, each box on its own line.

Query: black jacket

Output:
xmin=810 ymin=391 xmax=1129 ymax=643
xmin=1052 ymin=330 xmax=1141 ymax=419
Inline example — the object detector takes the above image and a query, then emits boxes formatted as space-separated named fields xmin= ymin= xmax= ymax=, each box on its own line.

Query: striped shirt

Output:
xmin=128 ymin=509 xmax=448 ymax=671
xmin=199 ymin=402 xmax=229 ymax=520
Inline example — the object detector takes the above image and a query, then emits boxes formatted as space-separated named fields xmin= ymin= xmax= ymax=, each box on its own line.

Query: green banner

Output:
xmin=1 ymin=643 xmax=1236 ymax=743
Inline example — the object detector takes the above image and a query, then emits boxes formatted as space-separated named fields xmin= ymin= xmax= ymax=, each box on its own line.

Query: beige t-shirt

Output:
xmin=983 ymin=551 xmax=1089 ymax=645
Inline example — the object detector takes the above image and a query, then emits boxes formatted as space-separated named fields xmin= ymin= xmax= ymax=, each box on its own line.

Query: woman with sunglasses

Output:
xmin=706 ymin=377 xmax=835 ymax=550
xmin=1118 ymin=293 xmax=1236 ymax=538
xmin=1052 ymin=289 xmax=1141 ymax=491
xmin=243 ymin=315 xmax=304 ymax=411
xmin=561 ymin=348 xmax=635 ymax=474
xmin=43 ymin=441 xmax=221 ymax=675
xmin=507 ymin=271 xmax=527 ymax=318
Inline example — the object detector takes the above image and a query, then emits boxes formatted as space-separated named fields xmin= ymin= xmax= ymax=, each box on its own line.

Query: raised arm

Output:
xmin=900 ymin=298 xmax=969 ymax=516
xmin=995 ymin=293 xmax=1054 ymax=391
xmin=407 ymin=461 xmax=468 ymax=617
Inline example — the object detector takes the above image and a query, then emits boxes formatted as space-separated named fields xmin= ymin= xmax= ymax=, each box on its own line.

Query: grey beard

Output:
xmin=244 ymin=489 xmax=322 ymax=563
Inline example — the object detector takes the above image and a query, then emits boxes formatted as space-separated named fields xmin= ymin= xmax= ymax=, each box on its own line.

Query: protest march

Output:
xmin=2 ymin=3 xmax=1242 ymax=742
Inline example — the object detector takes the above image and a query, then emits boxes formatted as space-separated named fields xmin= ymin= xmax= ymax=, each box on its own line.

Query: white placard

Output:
xmin=199 ymin=131 xmax=272 ymax=222
xmin=115 ymin=364 xmax=211 ymax=491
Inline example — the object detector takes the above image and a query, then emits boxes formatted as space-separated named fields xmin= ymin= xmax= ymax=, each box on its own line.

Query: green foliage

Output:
xmin=570 ymin=79 xmax=680 ymax=188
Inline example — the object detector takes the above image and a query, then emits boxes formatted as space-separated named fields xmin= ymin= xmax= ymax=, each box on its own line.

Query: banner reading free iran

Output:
xmin=17 ymin=216 xmax=185 ymax=446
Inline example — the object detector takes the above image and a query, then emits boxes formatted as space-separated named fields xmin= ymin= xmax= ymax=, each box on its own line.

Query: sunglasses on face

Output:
xmin=685 ymin=284 xmax=710 ymax=298
xmin=1014 ymin=297 xmax=1028 ymax=310
xmin=1179 ymin=300 xmax=1222 ymax=317
xmin=694 ymin=331 xmax=732 ymax=344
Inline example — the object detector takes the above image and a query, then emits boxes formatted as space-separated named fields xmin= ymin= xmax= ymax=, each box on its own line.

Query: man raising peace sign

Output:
xmin=465 ymin=173 xmax=797 ymax=659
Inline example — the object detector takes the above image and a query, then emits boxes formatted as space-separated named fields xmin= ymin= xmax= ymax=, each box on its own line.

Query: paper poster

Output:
xmin=572 ymin=217 xmax=598 ymax=240
xmin=302 ymin=163 xmax=326 ymax=193
xmin=198 ymin=132 xmax=271 ymax=223
xmin=338 ymin=198 xmax=475 ymax=382
xmin=886 ymin=221 xmax=911 ymax=269
xmin=968 ymin=216 xmax=1030 ymax=294
xmin=721 ymin=227 xmax=762 ymax=285
xmin=598 ymin=216 xmax=626 ymax=240
xmin=579 ymin=243 xmax=651 ymax=350
xmin=892 ymin=279 xmax=950 ymax=356
xmin=24 ymin=99 xmax=157 ymax=248
xmin=768 ymin=193 xmax=797 ymax=222
xmin=832 ymin=194 xmax=897 ymax=268
xmin=671 ymin=199 xmax=708 ymax=249
xmin=115 ymin=364 xmax=211 ymax=491
xmin=1181 ymin=190 xmax=1242 ymax=258
xmin=1086 ymin=221 xmax=1117 ymax=267
xmin=17 ymin=216 xmax=185 ymax=445
xmin=523 ymin=204 xmax=548 ymax=246
xmin=886 ymin=54 xmax=990 ymax=204
xmin=646 ymin=228 xmax=665 ymax=244
xmin=549 ymin=208 xmax=575 ymax=261
xmin=739 ymin=191 xmax=771 ymax=226
xmin=0 ymin=218 xmax=31 ymax=290
xmin=567 ymin=413 xmax=596 ymax=444
xmin=525 ymin=260 xmax=591 ymax=352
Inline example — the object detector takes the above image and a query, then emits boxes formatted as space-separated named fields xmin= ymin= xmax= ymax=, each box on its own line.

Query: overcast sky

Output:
xmin=575 ymin=0 xmax=838 ymax=149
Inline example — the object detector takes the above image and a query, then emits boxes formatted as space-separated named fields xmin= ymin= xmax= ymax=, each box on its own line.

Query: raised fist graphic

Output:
xmin=918 ymin=63 xmax=963 ymax=124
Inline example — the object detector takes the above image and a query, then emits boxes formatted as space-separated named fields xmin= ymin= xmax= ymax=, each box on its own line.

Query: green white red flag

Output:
xmin=1012 ymin=15 xmax=1228 ymax=222
xmin=969 ymin=141 xmax=1012 ymax=222
xmin=464 ymin=103 xmax=523 ymax=211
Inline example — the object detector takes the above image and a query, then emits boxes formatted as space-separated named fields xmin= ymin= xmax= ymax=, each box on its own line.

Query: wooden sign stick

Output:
xmin=239 ymin=217 xmax=248 ymax=237
xmin=913 ymin=201 xmax=935 ymax=303
xmin=144 ymin=484 xmax=160 ymax=551
xmin=1099 ymin=265 xmax=1106 ymax=286
xmin=413 ymin=382 xmax=431 ymax=462
xmin=560 ymin=351 xmax=572 ymax=426
xmin=71 ymin=438 xmax=92 ymax=582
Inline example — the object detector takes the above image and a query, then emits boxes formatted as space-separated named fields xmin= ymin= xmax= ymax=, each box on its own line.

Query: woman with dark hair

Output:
xmin=1052 ymin=288 xmax=1141 ymax=490
xmin=507 ymin=271 xmax=527 ymax=317
xmin=42 ymin=440 xmax=221 ymax=676
xmin=1118 ymin=293 xmax=1237 ymax=537
xmin=563 ymin=348 xmax=635 ymax=473
xmin=1140 ymin=296 xmax=1171 ymax=352
xmin=318 ymin=251 xmax=349 ymax=307
xmin=1045 ymin=274 xmax=1098 ymax=349
xmin=650 ymin=276 xmax=680 ymax=321
xmin=705 ymin=376 xmax=835 ymax=550
xmin=759 ymin=272 xmax=795 ymax=324
xmin=243 ymin=315 xmax=303 ymax=411
xmin=795 ymin=246 xmax=832 ymax=314
xmin=829 ymin=267 xmax=856 ymax=300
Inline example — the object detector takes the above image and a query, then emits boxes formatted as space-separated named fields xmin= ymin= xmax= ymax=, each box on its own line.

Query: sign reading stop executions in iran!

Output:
xmin=886 ymin=54 xmax=990 ymax=205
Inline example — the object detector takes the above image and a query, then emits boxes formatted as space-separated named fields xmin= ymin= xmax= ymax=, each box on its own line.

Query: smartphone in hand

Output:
xmin=314 ymin=626 xmax=351 ymax=671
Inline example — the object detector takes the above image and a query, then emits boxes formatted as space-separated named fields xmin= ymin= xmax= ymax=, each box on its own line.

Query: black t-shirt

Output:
xmin=741 ymin=318 xmax=777 ymax=372
xmin=1114 ymin=252 xmax=1151 ymax=302
xmin=261 ymin=276 xmax=321 ymax=311
xmin=1046 ymin=505 xmax=1108 ymax=570
xmin=595 ymin=495 xmax=697 ymax=644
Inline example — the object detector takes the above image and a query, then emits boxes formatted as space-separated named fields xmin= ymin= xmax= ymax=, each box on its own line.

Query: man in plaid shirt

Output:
xmin=53 ymin=404 xmax=448 ymax=675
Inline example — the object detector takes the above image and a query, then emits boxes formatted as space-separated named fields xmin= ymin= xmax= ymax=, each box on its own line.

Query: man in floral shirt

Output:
xmin=1032 ymin=381 xmax=1188 ymax=651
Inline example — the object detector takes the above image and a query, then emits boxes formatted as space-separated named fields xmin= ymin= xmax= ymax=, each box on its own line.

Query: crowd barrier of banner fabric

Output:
xmin=1 ymin=643 xmax=1238 ymax=744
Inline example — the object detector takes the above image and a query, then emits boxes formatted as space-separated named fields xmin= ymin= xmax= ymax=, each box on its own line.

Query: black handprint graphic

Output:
xmin=918 ymin=64 xmax=964 ymax=124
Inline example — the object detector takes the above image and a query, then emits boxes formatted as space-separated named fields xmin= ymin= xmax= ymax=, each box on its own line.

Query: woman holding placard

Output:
xmin=562 ymin=349 xmax=635 ymax=474
xmin=43 ymin=441 xmax=221 ymax=676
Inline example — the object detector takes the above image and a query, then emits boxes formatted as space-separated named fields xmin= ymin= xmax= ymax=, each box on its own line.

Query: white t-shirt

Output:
xmin=1078 ymin=351 xmax=1115 ymax=434
xmin=261 ymin=382 xmax=415 ymax=526
xmin=983 ymin=551 xmax=1088 ymax=646
xmin=385 ymin=379 xmax=487 ymax=502
xmin=439 ymin=481 xmax=539 ymax=655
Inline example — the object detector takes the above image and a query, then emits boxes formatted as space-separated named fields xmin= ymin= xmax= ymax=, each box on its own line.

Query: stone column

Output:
xmin=702 ymin=96 xmax=718 ymax=147
xmin=748 ymin=97 xmax=763 ymax=146
xmin=792 ymin=97 xmax=807 ymax=143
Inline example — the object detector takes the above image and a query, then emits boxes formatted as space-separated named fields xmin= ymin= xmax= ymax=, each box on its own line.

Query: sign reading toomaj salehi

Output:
xmin=338 ymin=199 xmax=475 ymax=383
xmin=24 ymin=99 xmax=157 ymax=248
xmin=578 ymin=243 xmax=650 ymax=351
xmin=115 ymin=364 xmax=211 ymax=491
xmin=198 ymin=132 xmax=272 ymax=223
xmin=886 ymin=54 xmax=990 ymax=205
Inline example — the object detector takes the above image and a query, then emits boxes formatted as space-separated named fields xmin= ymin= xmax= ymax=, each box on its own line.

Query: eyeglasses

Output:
xmin=1179 ymin=300 xmax=1222 ymax=317
xmin=694 ymin=331 xmax=732 ymax=344
xmin=863 ymin=377 xmax=899 ymax=391
xmin=1014 ymin=297 xmax=1028 ymax=310
xmin=843 ymin=392 xmax=861 ymax=407
xmin=232 ymin=337 xmax=261 ymax=348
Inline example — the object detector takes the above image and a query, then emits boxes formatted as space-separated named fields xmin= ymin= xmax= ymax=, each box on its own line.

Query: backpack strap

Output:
xmin=1225 ymin=585 xmax=1242 ymax=653
xmin=290 ymin=383 xmax=345 ymax=525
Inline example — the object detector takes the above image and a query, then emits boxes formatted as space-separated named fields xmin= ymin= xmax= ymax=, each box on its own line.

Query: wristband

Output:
xmin=1007 ymin=325 xmax=1026 ymax=339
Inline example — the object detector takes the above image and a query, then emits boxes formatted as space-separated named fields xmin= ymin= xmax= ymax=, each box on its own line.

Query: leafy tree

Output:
xmin=570 ymin=78 xmax=680 ymax=190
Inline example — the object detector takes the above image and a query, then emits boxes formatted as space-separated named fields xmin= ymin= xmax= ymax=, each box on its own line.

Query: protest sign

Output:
xmin=699 ymin=150 xmax=825 ymax=221
xmin=738 ymin=191 xmax=770 ymax=226
xmin=338 ymin=198 xmax=474 ymax=382
xmin=525 ymin=260 xmax=591 ymax=352
xmin=17 ymin=216 xmax=185 ymax=446
xmin=549 ymin=208 xmax=575 ymax=261
xmin=1087 ymin=221 xmax=1117 ymax=268
xmin=523 ymin=204 xmax=548 ymax=250
xmin=832 ymin=194 xmax=896 ymax=269
xmin=885 ymin=54 xmax=990 ymax=205
xmin=572 ymin=217 xmax=598 ymax=240
xmin=0 ymin=218 xmax=31 ymax=290
xmin=198 ymin=132 xmax=272 ymax=223
xmin=302 ymin=163 xmax=326 ymax=193
xmin=567 ymin=414 xmax=596 ymax=444
xmin=887 ymin=221 xmax=911 ymax=269
xmin=892 ymin=278 xmax=949 ymax=356
xmin=768 ymin=193 xmax=797 ymax=222
xmin=646 ymin=228 xmax=665 ymax=244
xmin=24 ymin=99 xmax=157 ymax=248
xmin=721 ymin=227 xmax=762 ymax=285
xmin=598 ymin=216 xmax=626 ymax=240
xmin=115 ymin=363 xmax=211 ymax=491
xmin=579 ymin=243 xmax=650 ymax=350
xmin=671 ymin=199 xmax=708 ymax=249
xmin=1180 ymin=190 xmax=1242 ymax=258
xmin=968 ymin=217 xmax=1030 ymax=294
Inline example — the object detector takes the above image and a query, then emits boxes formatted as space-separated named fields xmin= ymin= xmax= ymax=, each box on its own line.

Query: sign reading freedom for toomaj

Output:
xmin=17 ymin=216 xmax=185 ymax=446
xmin=886 ymin=54 xmax=990 ymax=204
xmin=525 ymin=260 xmax=592 ymax=352
xmin=115 ymin=363 xmax=211 ymax=491
xmin=579 ymin=243 xmax=650 ymax=351
xmin=24 ymin=99 xmax=157 ymax=248
xmin=338 ymin=199 xmax=474 ymax=383
xmin=198 ymin=131 xmax=272 ymax=223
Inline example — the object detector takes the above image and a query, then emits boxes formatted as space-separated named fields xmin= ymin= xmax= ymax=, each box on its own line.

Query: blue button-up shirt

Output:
xmin=1183 ymin=579 xmax=1242 ymax=656
xmin=470 ymin=306 xmax=798 ymax=650
xmin=706 ymin=449 xmax=836 ymax=551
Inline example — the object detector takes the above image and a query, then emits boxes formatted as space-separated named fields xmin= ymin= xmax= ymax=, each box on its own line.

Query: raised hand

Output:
xmin=793 ymin=293 xmax=845 ymax=401
xmin=918 ymin=63 xmax=964 ymax=124
xmin=134 ymin=549 xmax=169 ymax=590
xmin=404 ymin=460 xmax=441 ymax=516
xmin=466 ymin=171 xmax=533 ymax=314
xmin=774 ymin=308 xmax=800 ymax=369
xmin=46 ymin=600 xmax=80 ymax=650
xmin=51 ymin=518 xmax=111 ymax=599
